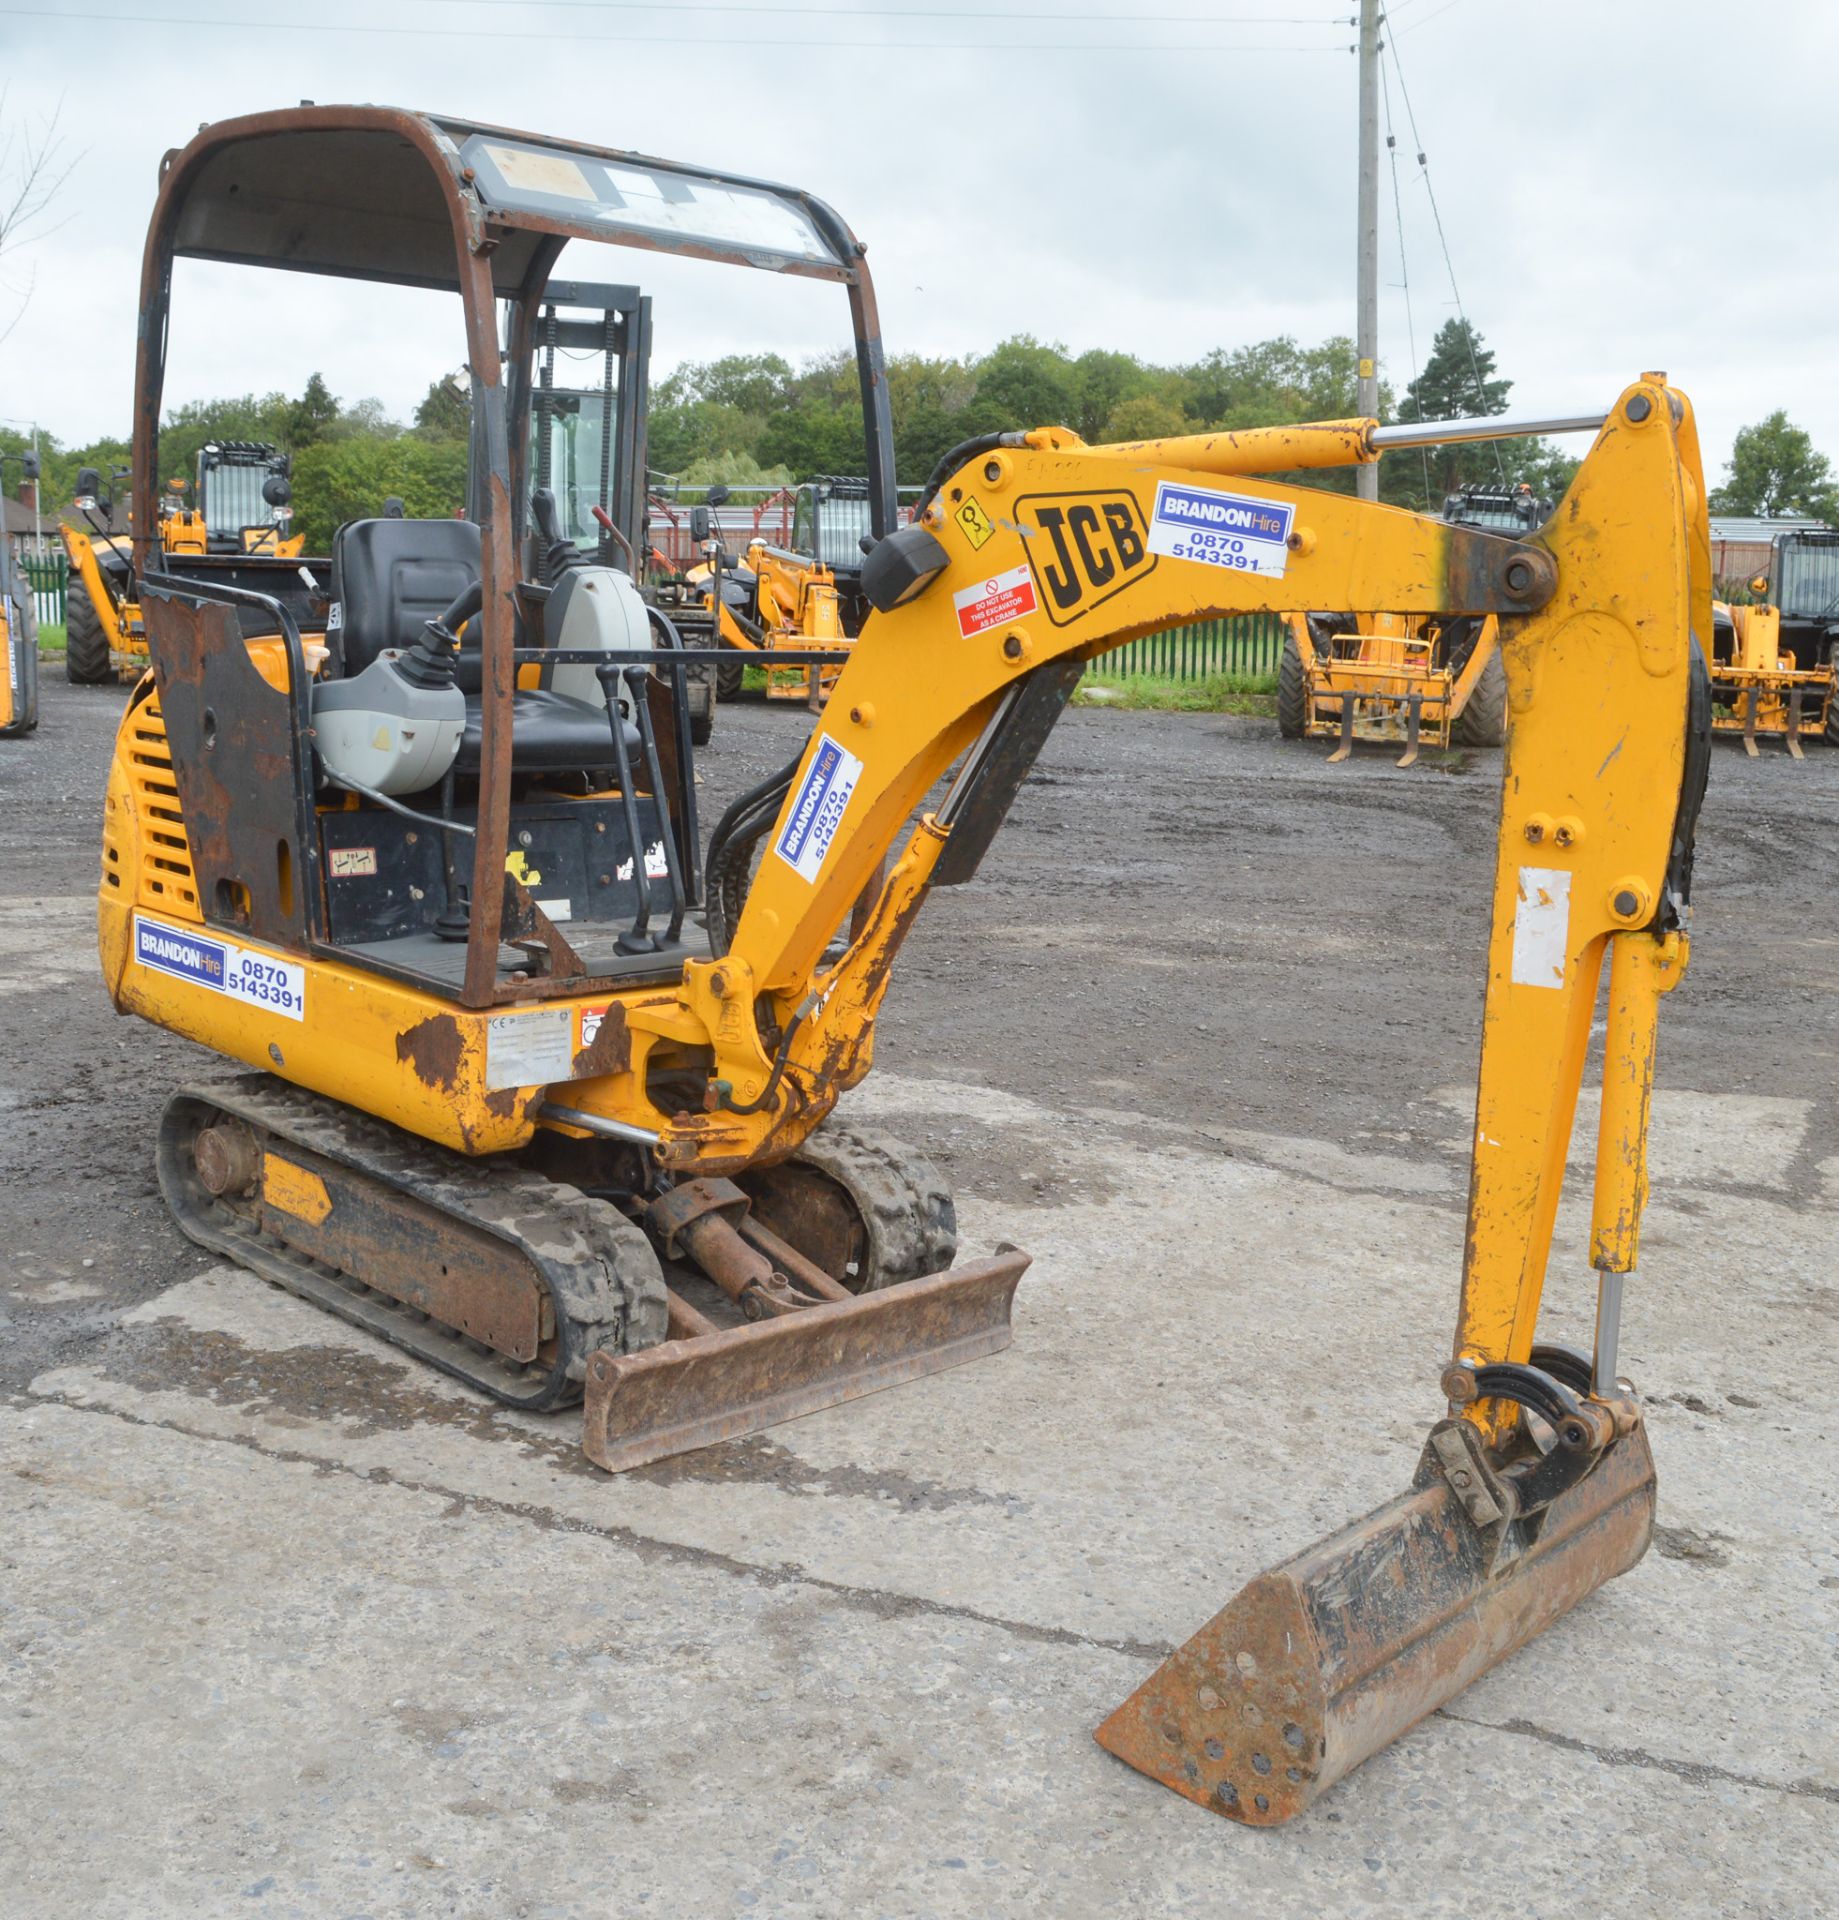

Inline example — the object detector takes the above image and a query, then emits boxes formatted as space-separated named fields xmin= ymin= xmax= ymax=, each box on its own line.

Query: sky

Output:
xmin=0 ymin=0 xmax=1833 ymax=490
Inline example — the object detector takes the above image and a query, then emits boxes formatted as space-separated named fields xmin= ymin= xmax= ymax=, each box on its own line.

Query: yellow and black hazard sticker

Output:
xmin=1013 ymin=490 xmax=1156 ymax=626
xmin=953 ymin=495 xmax=996 ymax=550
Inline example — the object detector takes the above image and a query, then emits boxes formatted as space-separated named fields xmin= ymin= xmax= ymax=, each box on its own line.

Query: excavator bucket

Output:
xmin=581 ymin=1252 xmax=1028 ymax=1471
xmin=1097 ymin=1415 xmax=1656 ymax=1824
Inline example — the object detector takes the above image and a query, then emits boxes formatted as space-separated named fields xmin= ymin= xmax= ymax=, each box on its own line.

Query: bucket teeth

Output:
xmin=1095 ymin=1420 xmax=1656 ymax=1824
xmin=581 ymin=1251 xmax=1028 ymax=1472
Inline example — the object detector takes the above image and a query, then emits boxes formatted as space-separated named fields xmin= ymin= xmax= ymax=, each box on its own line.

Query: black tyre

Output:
xmin=1452 ymin=644 xmax=1508 ymax=748
xmin=1277 ymin=628 xmax=1308 ymax=739
xmin=63 ymin=568 xmax=114 ymax=684
xmin=690 ymin=708 xmax=715 ymax=747
xmin=716 ymin=658 xmax=745 ymax=701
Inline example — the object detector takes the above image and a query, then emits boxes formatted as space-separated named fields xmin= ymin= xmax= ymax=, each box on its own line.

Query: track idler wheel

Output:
xmin=735 ymin=1121 xmax=958 ymax=1293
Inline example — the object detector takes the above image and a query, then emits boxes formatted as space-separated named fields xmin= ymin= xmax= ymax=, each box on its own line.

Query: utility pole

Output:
xmin=1355 ymin=0 xmax=1381 ymax=500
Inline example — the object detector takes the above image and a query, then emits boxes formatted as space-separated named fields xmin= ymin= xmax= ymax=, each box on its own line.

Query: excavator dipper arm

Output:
xmin=603 ymin=378 xmax=1710 ymax=1821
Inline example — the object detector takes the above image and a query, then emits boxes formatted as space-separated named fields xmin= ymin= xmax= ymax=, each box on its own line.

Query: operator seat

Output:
xmin=329 ymin=517 xmax=636 ymax=776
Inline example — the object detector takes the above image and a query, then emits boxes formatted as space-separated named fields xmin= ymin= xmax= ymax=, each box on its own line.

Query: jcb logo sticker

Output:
xmin=1015 ymin=491 xmax=1155 ymax=626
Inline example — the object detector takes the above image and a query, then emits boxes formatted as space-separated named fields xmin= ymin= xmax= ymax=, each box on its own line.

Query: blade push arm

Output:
xmin=639 ymin=381 xmax=1702 ymax=1194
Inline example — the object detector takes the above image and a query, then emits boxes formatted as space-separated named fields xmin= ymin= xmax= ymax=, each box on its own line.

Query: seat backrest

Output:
xmin=330 ymin=518 xmax=482 ymax=678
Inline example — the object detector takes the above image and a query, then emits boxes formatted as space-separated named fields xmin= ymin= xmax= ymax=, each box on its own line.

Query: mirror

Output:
xmin=688 ymin=505 xmax=714 ymax=544
xmin=21 ymin=451 xmax=39 ymax=481
xmin=261 ymin=475 xmax=293 ymax=509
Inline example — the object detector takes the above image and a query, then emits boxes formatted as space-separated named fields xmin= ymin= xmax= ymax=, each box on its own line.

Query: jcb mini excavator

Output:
xmin=63 ymin=440 xmax=304 ymax=684
xmin=106 ymin=109 xmax=1708 ymax=1822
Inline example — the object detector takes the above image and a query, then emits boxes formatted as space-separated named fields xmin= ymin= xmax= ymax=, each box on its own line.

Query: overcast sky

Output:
xmin=1 ymin=0 xmax=1832 ymax=488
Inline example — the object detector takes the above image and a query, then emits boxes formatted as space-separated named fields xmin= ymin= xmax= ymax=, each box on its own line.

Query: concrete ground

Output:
xmin=2 ymin=676 xmax=1835 ymax=1920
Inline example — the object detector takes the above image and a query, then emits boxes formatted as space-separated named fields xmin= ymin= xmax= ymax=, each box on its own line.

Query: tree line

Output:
xmin=7 ymin=317 xmax=1834 ymax=547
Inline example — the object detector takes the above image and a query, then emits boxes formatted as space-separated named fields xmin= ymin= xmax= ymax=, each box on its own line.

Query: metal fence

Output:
xmin=21 ymin=554 xmax=65 ymax=628
xmin=6 ymin=541 xmax=1284 ymax=681
xmin=1088 ymin=612 xmax=1285 ymax=683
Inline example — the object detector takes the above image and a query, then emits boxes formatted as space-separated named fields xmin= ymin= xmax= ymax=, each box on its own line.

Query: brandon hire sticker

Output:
xmin=133 ymin=913 xmax=307 ymax=1021
xmin=953 ymin=563 xmax=1038 ymax=637
xmin=775 ymin=732 xmax=863 ymax=883
xmin=1147 ymin=483 xmax=1294 ymax=578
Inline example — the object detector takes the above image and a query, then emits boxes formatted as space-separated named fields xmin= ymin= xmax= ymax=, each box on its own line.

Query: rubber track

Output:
xmin=779 ymin=1121 xmax=958 ymax=1292
xmin=157 ymin=1074 xmax=669 ymax=1410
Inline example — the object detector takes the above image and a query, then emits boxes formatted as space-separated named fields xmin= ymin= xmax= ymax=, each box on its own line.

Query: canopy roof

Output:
xmin=163 ymin=107 xmax=861 ymax=295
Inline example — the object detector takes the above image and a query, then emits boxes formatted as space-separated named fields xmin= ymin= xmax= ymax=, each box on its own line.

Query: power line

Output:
xmin=1397 ymin=0 xmax=1469 ymax=32
xmin=1384 ymin=21 xmax=1505 ymax=479
xmin=425 ymin=0 xmax=1346 ymax=17
xmin=0 ymin=3 xmax=1345 ymax=46
xmin=1378 ymin=47 xmax=1432 ymax=504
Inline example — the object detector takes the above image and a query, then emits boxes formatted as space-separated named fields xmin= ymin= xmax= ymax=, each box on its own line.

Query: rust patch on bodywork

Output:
xmin=396 ymin=1013 xmax=464 ymax=1092
xmin=1443 ymin=526 xmax=1557 ymax=616
xmin=570 ymin=1001 xmax=631 ymax=1079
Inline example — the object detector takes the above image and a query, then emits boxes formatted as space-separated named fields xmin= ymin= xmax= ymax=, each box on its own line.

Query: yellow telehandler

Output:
xmin=105 ymin=108 xmax=1708 ymax=1824
xmin=1277 ymin=485 xmax=1544 ymax=764
xmin=62 ymin=439 xmax=305 ymax=684
xmin=1707 ymin=529 xmax=1839 ymax=755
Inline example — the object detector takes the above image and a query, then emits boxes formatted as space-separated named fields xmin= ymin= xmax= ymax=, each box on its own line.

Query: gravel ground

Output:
xmin=2 ymin=674 xmax=1835 ymax=1919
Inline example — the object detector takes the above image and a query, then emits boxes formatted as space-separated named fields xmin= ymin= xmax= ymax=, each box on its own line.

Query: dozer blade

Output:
xmin=1095 ymin=1420 xmax=1655 ymax=1825
xmin=581 ymin=1251 xmax=1029 ymax=1471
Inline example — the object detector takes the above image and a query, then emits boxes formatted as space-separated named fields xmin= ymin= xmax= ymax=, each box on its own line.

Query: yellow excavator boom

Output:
xmin=594 ymin=378 xmax=1707 ymax=1819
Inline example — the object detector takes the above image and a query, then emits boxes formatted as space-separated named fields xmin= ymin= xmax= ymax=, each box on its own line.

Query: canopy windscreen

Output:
xmin=457 ymin=133 xmax=842 ymax=272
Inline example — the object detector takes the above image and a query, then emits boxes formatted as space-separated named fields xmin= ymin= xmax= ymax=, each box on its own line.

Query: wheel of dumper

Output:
xmin=735 ymin=1121 xmax=956 ymax=1293
xmin=716 ymin=657 xmax=745 ymax=700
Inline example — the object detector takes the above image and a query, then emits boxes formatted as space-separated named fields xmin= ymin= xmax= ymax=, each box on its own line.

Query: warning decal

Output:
xmin=775 ymin=732 xmax=864 ymax=884
xmin=954 ymin=496 xmax=996 ymax=550
xmin=1147 ymin=482 xmax=1294 ymax=579
xmin=133 ymin=913 xmax=307 ymax=1022
xmin=953 ymin=564 xmax=1038 ymax=638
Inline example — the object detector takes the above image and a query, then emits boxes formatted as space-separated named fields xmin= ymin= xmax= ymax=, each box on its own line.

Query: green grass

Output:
xmin=35 ymin=622 xmax=65 ymax=655
xmin=1073 ymin=669 xmax=1277 ymax=715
